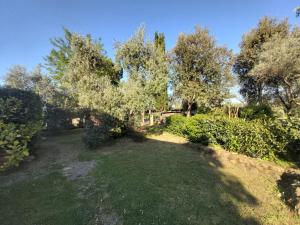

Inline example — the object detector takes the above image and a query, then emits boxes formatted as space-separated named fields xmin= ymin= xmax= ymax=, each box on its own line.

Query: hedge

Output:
xmin=166 ymin=114 xmax=300 ymax=160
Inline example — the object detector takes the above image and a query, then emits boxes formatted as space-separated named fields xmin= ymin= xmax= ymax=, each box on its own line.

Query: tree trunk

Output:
xmin=149 ymin=110 xmax=154 ymax=126
xmin=235 ymin=107 xmax=239 ymax=118
xmin=187 ymin=103 xmax=192 ymax=117
xmin=141 ymin=111 xmax=145 ymax=126
xmin=160 ymin=112 xmax=163 ymax=124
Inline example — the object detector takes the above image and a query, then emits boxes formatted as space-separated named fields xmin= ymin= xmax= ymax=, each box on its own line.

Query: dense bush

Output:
xmin=166 ymin=114 xmax=300 ymax=160
xmin=263 ymin=118 xmax=300 ymax=161
xmin=44 ymin=106 xmax=75 ymax=131
xmin=0 ymin=88 xmax=42 ymax=124
xmin=82 ymin=113 xmax=125 ymax=149
xmin=0 ymin=88 xmax=43 ymax=171
xmin=0 ymin=121 xmax=42 ymax=171
xmin=240 ymin=104 xmax=273 ymax=120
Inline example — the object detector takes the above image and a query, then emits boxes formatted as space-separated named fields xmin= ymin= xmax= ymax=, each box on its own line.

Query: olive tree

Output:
xmin=172 ymin=26 xmax=233 ymax=116
xmin=62 ymin=33 xmax=123 ymax=119
xmin=249 ymin=29 xmax=300 ymax=114
xmin=4 ymin=65 xmax=32 ymax=90
xmin=115 ymin=26 xmax=169 ymax=124
xmin=234 ymin=17 xmax=289 ymax=104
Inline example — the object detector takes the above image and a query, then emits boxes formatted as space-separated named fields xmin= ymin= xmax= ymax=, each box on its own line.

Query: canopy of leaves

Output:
xmin=4 ymin=65 xmax=32 ymax=90
xmin=45 ymin=28 xmax=73 ymax=80
xmin=249 ymin=28 xmax=300 ymax=114
xmin=234 ymin=17 xmax=289 ymax=104
xmin=0 ymin=87 xmax=42 ymax=124
xmin=172 ymin=26 xmax=233 ymax=115
xmin=115 ymin=26 xmax=169 ymax=113
xmin=60 ymin=33 xmax=124 ymax=120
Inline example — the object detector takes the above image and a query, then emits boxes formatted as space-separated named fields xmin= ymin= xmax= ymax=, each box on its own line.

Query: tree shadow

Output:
xmin=95 ymin=129 xmax=261 ymax=225
xmin=1 ymin=119 xmax=263 ymax=224
xmin=277 ymin=171 xmax=300 ymax=213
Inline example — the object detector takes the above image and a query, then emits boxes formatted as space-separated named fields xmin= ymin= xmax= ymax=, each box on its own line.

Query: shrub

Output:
xmin=44 ymin=106 xmax=73 ymax=131
xmin=240 ymin=104 xmax=273 ymax=120
xmin=166 ymin=114 xmax=300 ymax=160
xmin=82 ymin=113 xmax=126 ymax=149
xmin=0 ymin=121 xmax=41 ymax=171
xmin=263 ymin=118 xmax=300 ymax=161
xmin=0 ymin=88 xmax=42 ymax=124
xmin=0 ymin=88 xmax=43 ymax=171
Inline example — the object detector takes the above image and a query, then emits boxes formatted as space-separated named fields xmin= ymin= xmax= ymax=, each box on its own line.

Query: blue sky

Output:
xmin=0 ymin=0 xmax=299 ymax=88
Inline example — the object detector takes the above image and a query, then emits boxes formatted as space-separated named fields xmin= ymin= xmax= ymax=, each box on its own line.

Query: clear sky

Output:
xmin=0 ymin=0 xmax=299 ymax=83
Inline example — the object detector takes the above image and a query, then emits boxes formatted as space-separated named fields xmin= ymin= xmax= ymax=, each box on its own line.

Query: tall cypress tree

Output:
xmin=154 ymin=32 xmax=166 ymax=52
xmin=154 ymin=32 xmax=168 ymax=111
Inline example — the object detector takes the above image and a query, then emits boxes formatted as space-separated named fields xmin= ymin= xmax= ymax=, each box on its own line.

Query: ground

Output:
xmin=0 ymin=129 xmax=299 ymax=225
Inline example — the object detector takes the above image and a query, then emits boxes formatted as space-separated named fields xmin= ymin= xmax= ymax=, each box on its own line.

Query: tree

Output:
xmin=45 ymin=28 xmax=122 ymax=83
xmin=115 ymin=26 xmax=154 ymax=124
xmin=63 ymin=33 xmax=123 ymax=118
xmin=115 ymin=25 xmax=152 ymax=81
xmin=4 ymin=65 xmax=31 ymax=90
xmin=249 ymin=29 xmax=300 ymax=114
xmin=234 ymin=17 xmax=289 ymax=104
xmin=154 ymin=32 xmax=168 ymax=111
xmin=154 ymin=32 xmax=166 ymax=52
xmin=45 ymin=28 xmax=73 ymax=80
xmin=115 ymin=26 xmax=169 ymax=122
xmin=172 ymin=26 xmax=233 ymax=117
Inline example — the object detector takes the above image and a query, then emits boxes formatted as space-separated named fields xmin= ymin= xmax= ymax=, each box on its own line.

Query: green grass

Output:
xmin=0 ymin=130 xmax=299 ymax=225
xmin=91 ymin=143 xmax=258 ymax=225
xmin=0 ymin=172 xmax=98 ymax=225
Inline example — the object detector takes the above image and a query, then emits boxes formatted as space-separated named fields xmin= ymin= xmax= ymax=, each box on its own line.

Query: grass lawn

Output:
xmin=0 ymin=129 xmax=299 ymax=225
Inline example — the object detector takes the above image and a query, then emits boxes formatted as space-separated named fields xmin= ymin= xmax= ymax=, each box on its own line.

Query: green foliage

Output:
xmin=0 ymin=88 xmax=43 ymax=171
xmin=0 ymin=122 xmax=29 ymax=171
xmin=0 ymin=121 xmax=41 ymax=171
xmin=172 ymin=26 xmax=233 ymax=116
xmin=240 ymin=104 xmax=273 ymax=120
xmin=154 ymin=32 xmax=165 ymax=52
xmin=4 ymin=65 xmax=32 ymax=90
xmin=82 ymin=113 xmax=125 ymax=149
xmin=45 ymin=28 xmax=73 ymax=80
xmin=166 ymin=114 xmax=300 ymax=160
xmin=116 ymin=26 xmax=169 ymax=113
xmin=234 ymin=17 xmax=289 ymax=104
xmin=263 ymin=118 xmax=300 ymax=161
xmin=249 ymin=28 xmax=300 ymax=114
xmin=0 ymin=88 xmax=43 ymax=124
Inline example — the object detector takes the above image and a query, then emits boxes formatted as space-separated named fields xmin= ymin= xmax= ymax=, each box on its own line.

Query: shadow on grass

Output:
xmin=91 ymin=130 xmax=261 ymax=225
xmin=277 ymin=171 xmax=300 ymax=213
xmin=0 ymin=128 xmax=262 ymax=225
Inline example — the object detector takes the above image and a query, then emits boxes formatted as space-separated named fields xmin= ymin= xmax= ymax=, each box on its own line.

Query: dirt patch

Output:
xmin=0 ymin=134 xmax=82 ymax=187
xmin=62 ymin=160 xmax=97 ymax=180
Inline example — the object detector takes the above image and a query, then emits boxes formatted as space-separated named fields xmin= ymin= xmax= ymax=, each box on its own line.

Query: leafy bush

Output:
xmin=0 ymin=88 xmax=43 ymax=171
xmin=0 ymin=88 xmax=42 ymax=124
xmin=0 ymin=121 xmax=41 ymax=171
xmin=82 ymin=113 xmax=125 ymax=149
xmin=166 ymin=114 xmax=300 ymax=160
xmin=263 ymin=118 xmax=300 ymax=161
xmin=44 ymin=106 xmax=74 ymax=131
xmin=240 ymin=104 xmax=273 ymax=120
